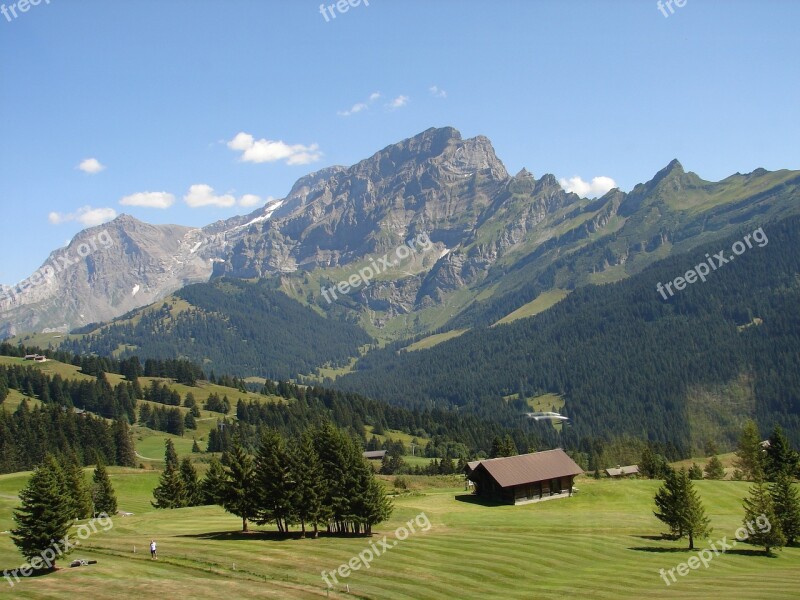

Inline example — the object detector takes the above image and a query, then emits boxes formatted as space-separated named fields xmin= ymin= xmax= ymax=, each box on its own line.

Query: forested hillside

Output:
xmin=0 ymin=345 xmax=564 ymax=473
xmin=334 ymin=215 xmax=800 ymax=454
xmin=64 ymin=278 xmax=372 ymax=379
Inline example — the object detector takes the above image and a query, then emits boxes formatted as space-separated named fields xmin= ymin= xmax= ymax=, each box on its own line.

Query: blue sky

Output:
xmin=1 ymin=0 xmax=798 ymax=284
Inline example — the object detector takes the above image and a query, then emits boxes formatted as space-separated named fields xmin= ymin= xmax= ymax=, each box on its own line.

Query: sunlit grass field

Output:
xmin=1 ymin=471 xmax=798 ymax=599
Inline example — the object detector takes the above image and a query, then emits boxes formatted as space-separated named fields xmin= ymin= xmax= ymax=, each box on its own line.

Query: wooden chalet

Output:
xmin=467 ymin=449 xmax=583 ymax=505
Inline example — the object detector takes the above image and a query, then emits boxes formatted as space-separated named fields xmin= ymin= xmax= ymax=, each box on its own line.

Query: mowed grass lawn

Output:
xmin=0 ymin=472 xmax=799 ymax=599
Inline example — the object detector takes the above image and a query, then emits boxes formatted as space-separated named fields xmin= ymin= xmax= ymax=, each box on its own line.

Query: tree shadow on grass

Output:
xmin=178 ymin=530 xmax=371 ymax=542
xmin=0 ymin=566 xmax=58 ymax=580
xmin=453 ymin=494 xmax=506 ymax=507
xmin=727 ymin=548 xmax=781 ymax=558
xmin=629 ymin=545 xmax=780 ymax=557
xmin=628 ymin=546 xmax=692 ymax=553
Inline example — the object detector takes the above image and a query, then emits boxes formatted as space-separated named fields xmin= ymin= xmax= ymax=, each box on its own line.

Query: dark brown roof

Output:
xmin=469 ymin=449 xmax=583 ymax=488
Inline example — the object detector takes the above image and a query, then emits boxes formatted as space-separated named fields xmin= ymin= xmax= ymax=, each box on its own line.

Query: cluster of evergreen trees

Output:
xmin=158 ymin=424 xmax=393 ymax=537
xmin=204 ymin=392 xmax=231 ymax=414
xmin=138 ymin=404 xmax=186 ymax=436
xmin=0 ymin=364 xmax=137 ymax=422
xmin=10 ymin=456 xmax=118 ymax=570
xmin=151 ymin=440 xmax=204 ymax=509
xmin=0 ymin=344 xmax=201 ymax=387
xmin=0 ymin=402 xmax=136 ymax=473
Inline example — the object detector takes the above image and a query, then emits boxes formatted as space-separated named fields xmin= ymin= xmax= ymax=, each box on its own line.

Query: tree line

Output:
xmin=0 ymin=401 xmax=136 ymax=473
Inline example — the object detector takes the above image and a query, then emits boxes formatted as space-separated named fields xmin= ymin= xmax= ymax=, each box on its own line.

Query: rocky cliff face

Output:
xmin=0 ymin=216 xmax=207 ymax=335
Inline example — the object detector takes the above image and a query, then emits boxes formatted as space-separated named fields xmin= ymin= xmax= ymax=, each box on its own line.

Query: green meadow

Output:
xmin=1 ymin=471 xmax=798 ymax=599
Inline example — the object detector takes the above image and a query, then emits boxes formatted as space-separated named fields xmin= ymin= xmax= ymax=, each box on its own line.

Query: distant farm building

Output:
xmin=363 ymin=450 xmax=387 ymax=461
xmin=24 ymin=354 xmax=47 ymax=362
xmin=466 ymin=449 xmax=583 ymax=505
xmin=605 ymin=465 xmax=639 ymax=478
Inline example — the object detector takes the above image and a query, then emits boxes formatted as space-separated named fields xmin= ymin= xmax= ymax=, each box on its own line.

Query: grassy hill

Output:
xmin=0 ymin=471 xmax=798 ymax=598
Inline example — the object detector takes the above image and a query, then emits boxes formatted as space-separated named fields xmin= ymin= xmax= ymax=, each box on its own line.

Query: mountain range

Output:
xmin=2 ymin=126 xmax=799 ymax=342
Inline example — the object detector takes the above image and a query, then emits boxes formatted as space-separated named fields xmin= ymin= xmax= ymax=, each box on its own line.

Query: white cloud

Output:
xmin=183 ymin=184 xmax=237 ymax=208
xmin=227 ymin=132 xmax=322 ymax=165
xmin=227 ymin=132 xmax=254 ymax=152
xmin=429 ymin=85 xmax=447 ymax=98
xmin=559 ymin=175 xmax=617 ymax=198
xmin=338 ymin=91 xmax=382 ymax=117
xmin=77 ymin=158 xmax=105 ymax=174
xmin=119 ymin=191 xmax=175 ymax=209
xmin=48 ymin=205 xmax=117 ymax=226
xmin=387 ymin=95 xmax=409 ymax=109
xmin=337 ymin=102 xmax=368 ymax=117
xmin=239 ymin=194 xmax=263 ymax=207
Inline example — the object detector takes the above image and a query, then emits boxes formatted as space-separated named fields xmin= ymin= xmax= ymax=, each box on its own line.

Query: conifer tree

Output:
xmin=688 ymin=463 xmax=703 ymax=480
xmin=289 ymin=434 xmax=328 ymax=538
xmin=138 ymin=403 xmax=151 ymax=426
xmin=11 ymin=456 xmax=73 ymax=569
xmin=113 ymin=418 xmax=137 ymax=467
xmin=164 ymin=439 xmax=179 ymax=469
xmin=654 ymin=467 xmax=685 ymax=538
xmin=152 ymin=440 xmax=185 ymax=509
xmin=765 ymin=425 xmax=799 ymax=481
xmin=184 ymin=412 xmax=197 ymax=430
xmin=770 ymin=473 xmax=800 ymax=546
xmin=682 ymin=472 xmax=711 ymax=550
xmin=734 ymin=420 xmax=765 ymax=481
xmin=92 ymin=462 xmax=118 ymax=517
xmin=255 ymin=430 xmax=295 ymax=533
xmin=180 ymin=457 xmax=202 ymax=506
xmin=222 ymin=441 xmax=258 ymax=531
xmin=360 ymin=477 xmax=393 ymax=535
xmin=313 ymin=423 xmax=357 ymax=534
xmin=64 ymin=453 xmax=93 ymax=520
xmin=201 ymin=456 xmax=228 ymax=505
xmin=654 ymin=467 xmax=711 ymax=548
xmin=743 ymin=479 xmax=785 ymax=554
xmin=703 ymin=455 xmax=725 ymax=480
xmin=191 ymin=439 xmax=201 ymax=453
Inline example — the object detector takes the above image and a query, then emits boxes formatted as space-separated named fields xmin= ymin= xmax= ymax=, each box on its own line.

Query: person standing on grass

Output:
xmin=150 ymin=540 xmax=157 ymax=559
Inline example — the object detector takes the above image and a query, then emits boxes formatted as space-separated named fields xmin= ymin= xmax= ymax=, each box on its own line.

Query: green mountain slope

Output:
xmin=333 ymin=214 xmax=800 ymax=453
xmin=63 ymin=278 xmax=373 ymax=379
